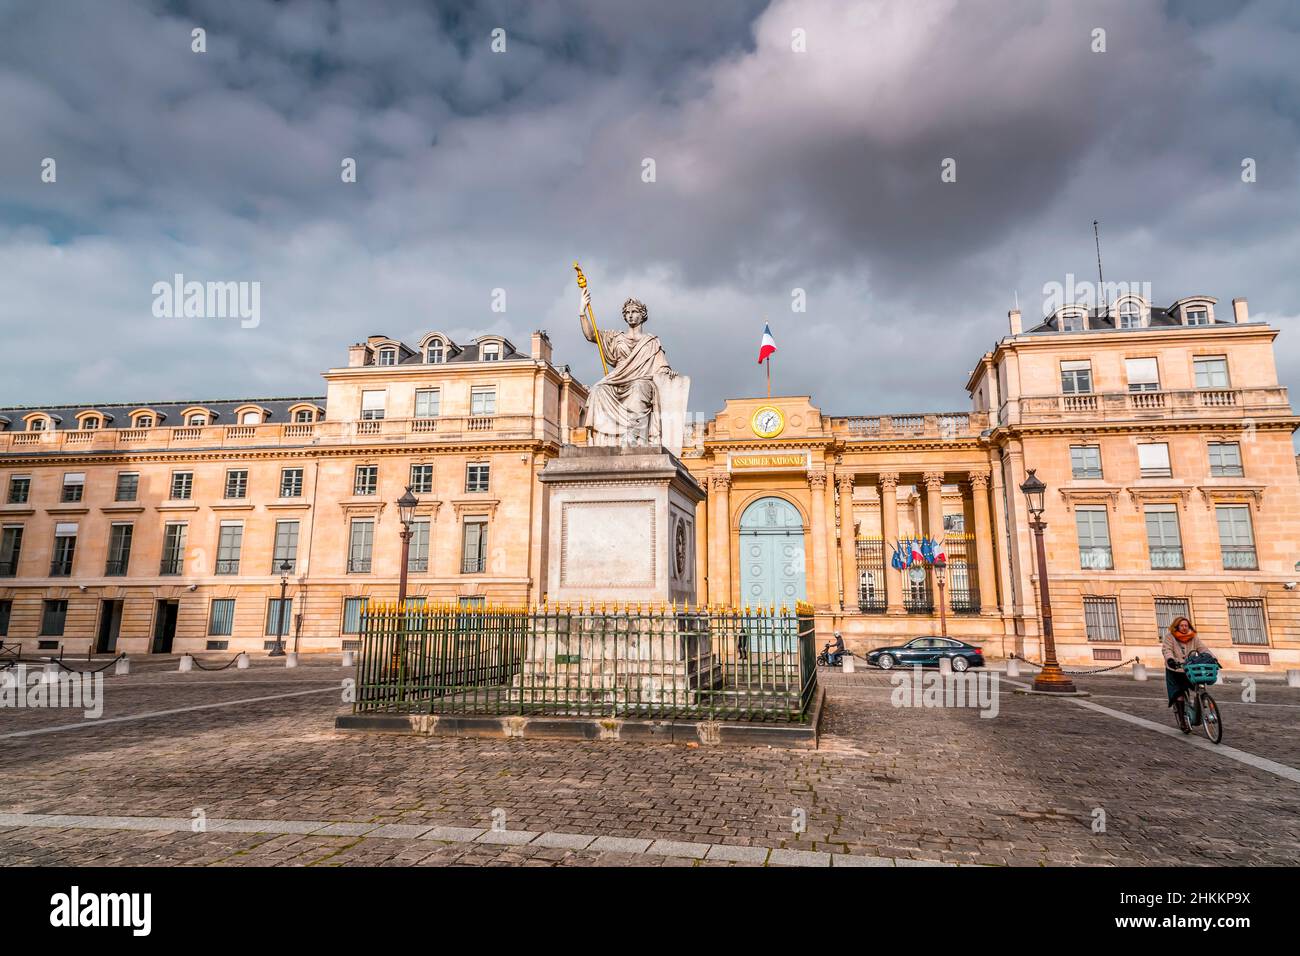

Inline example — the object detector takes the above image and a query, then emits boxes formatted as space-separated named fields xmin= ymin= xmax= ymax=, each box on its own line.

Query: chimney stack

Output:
xmin=1232 ymin=298 xmax=1249 ymax=324
xmin=347 ymin=343 xmax=369 ymax=368
xmin=531 ymin=329 xmax=553 ymax=363
xmin=1008 ymin=309 xmax=1022 ymax=335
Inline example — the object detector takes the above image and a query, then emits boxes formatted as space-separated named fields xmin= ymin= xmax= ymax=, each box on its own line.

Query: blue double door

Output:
xmin=738 ymin=497 xmax=807 ymax=612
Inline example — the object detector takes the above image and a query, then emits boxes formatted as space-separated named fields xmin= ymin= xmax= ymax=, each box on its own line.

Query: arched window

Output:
xmin=135 ymin=414 xmax=155 ymax=428
xmin=30 ymin=418 xmax=48 ymax=432
xmin=1118 ymin=300 xmax=1143 ymax=329
xmin=426 ymin=340 xmax=444 ymax=364
xmin=188 ymin=413 xmax=208 ymax=426
xmin=294 ymin=408 xmax=315 ymax=423
xmin=240 ymin=410 xmax=262 ymax=425
xmin=81 ymin=417 xmax=101 ymax=430
xmin=377 ymin=348 xmax=397 ymax=367
xmin=481 ymin=342 xmax=501 ymax=362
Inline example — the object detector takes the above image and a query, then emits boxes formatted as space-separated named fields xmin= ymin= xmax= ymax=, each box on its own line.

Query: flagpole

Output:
xmin=766 ymin=355 xmax=771 ymax=398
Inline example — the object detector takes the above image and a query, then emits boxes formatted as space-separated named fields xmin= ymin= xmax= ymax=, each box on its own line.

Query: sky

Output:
xmin=2 ymin=0 xmax=1299 ymax=422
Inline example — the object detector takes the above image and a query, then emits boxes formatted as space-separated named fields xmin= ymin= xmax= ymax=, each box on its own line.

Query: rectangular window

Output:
xmin=1186 ymin=307 xmax=1210 ymax=326
xmin=470 ymin=386 xmax=497 ymax=416
xmin=1137 ymin=443 xmax=1172 ymax=478
xmin=466 ymin=463 xmax=490 ymax=493
xmin=1227 ymin=599 xmax=1268 ymax=646
xmin=51 ymin=523 xmax=77 ymax=576
xmin=216 ymin=522 xmax=243 ymax=575
xmin=1060 ymin=312 xmax=1084 ymax=332
xmin=414 ymin=389 xmax=440 ymax=419
xmin=409 ymin=464 xmax=434 ymax=494
xmin=160 ymin=523 xmax=187 ymax=575
xmin=208 ymin=599 xmax=236 ymax=637
xmin=1193 ymin=356 xmax=1230 ymax=389
xmin=280 ymin=468 xmax=304 ymax=498
xmin=1060 ymin=360 xmax=1093 ymax=395
xmin=1083 ymin=597 xmax=1121 ymax=642
xmin=461 ymin=519 xmax=488 ymax=573
xmin=409 ymin=519 xmax=430 ymax=572
xmin=61 ymin=472 xmax=85 ymax=503
xmin=40 ymin=599 xmax=68 ymax=637
xmin=1070 ymin=445 xmax=1103 ymax=480
xmin=115 ymin=472 xmax=139 ymax=502
xmin=0 ymin=599 xmax=10 ymax=637
xmin=348 ymin=520 xmax=374 ymax=573
xmin=0 ymin=526 xmax=22 ymax=577
xmin=1208 ymin=442 xmax=1243 ymax=478
xmin=1144 ymin=505 xmax=1183 ymax=570
xmin=361 ymin=390 xmax=386 ymax=421
xmin=353 ymin=465 xmax=378 ymax=496
xmin=106 ymin=523 xmax=133 ymax=576
xmin=1125 ymin=357 xmax=1160 ymax=392
xmin=1154 ymin=598 xmax=1191 ymax=643
xmin=272 ymin=520 xmax=299 ymax=572
xmin=265 ymin=599 xmax=293 ymax=637
xmin=342 ymin=597 xmax=368 ymax=634
xmin=6 ymin=476 xmax=30 ymax=505
xmin=170 ymin=471 xmax=193 ymax=500
xmin=1075 ymin=506 xmax=1113 ymax=570
xmin=224 ymin=469 xmax=248 ymax=499
xmin=1216 ymin=504 xmax=1257 ymax=570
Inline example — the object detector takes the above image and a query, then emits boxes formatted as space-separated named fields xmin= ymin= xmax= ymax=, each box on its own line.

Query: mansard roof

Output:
xmin=0 ymin=397 xmax=326 ymax=432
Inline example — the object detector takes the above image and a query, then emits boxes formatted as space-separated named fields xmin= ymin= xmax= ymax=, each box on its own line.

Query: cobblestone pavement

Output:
xmin=2 ymin=656 xmax=1299 ymax=866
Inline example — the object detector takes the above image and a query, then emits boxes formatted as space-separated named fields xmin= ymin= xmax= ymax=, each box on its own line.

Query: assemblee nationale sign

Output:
xmin=730 ymin=454 xmax=808 ymax=470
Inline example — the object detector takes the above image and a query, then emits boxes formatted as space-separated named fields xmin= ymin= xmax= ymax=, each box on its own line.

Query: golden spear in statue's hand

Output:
xmin=573 ymin=261 xmax=609 ymax=376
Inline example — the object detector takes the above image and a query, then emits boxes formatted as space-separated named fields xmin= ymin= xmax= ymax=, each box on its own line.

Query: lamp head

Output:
xmin=1019 ymin=469 xmax=1047 ymax=518
xmin=397 ymin=485 xmax=419 ymax=527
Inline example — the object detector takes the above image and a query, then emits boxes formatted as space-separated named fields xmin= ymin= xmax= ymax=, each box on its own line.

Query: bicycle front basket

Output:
xmin=1184 ymin=660 xmax=1219 ymax=685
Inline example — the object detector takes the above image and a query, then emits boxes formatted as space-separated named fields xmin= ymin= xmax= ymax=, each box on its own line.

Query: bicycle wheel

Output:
xmin=1200 ymin=693 xmax=1223 ymax=744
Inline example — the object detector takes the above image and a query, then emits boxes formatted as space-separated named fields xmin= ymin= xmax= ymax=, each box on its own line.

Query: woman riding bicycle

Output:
xmin=1162 ymin=616 xmax=1211 ymax=715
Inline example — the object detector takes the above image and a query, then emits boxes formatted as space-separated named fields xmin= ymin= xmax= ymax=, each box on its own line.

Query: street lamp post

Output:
xmin=934 ymin=557 xmax=948 ymax=639
xmin=1019 ymin=469 xmax=1076 ymax=693
xmin=396 ymin=486 xmax=419 ymax=610
xmin=270 ymin=559 xmax=292 ymax=657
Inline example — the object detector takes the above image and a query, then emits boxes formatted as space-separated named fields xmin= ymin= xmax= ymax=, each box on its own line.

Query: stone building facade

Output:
xmin=1 ymin=291 xmax=1297 ymax=670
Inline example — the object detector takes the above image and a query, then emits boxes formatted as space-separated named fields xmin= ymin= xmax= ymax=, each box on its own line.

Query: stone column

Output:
xmin=822 ymin=468 xmax=840 ymax=611
xmin=837 ymin=473 xmax=858 ymax=612
xmin=696 ymin=480 xmax=709 ymax=606
xmin=808 ymin=471 xmax=831 ymax=608
xmin=709 ymin=474 xmax=732 ymax=607
xmin=968 ymin=469 xmax=999 ymax=615
xmin=878 ymin=472 xmax=904 ymax=614
xmin=923 ymin=472 xmax=945 ymax=610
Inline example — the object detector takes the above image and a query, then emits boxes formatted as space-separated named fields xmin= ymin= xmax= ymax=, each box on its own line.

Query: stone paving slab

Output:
xmin=769 ymin=848 xmax=832 ymax=867
xmin=646 ymin=839 xmax=711 ymax=859
xmin=476 ymin=829 xmax=541 ymax=845
xmin=588 ymin=836 xmax=653 ymax=854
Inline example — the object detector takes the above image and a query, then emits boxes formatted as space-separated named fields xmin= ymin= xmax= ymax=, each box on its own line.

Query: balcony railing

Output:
xmin=838 ymin=411 xmax=988 ymax=441
xmin=1079 ymin=547 xmax=1114 ymax=571
xmin=407 ymin=557 xmax=429 ymax=572
xmin=1015 ymin=386 xmax=1290 ymax=425
xmin=215 ymin=558 xmax=241 ymax=575
xmin=50 ymin=559 xmax=74 ymax=577
xmin=1149 ymin=547 xmax=1184 ymax=570
xmin=104 ymin=558 xmax=130 ymax=576
xmin=348 ymin=557 xmax=372 ymax=573
xmin=1222 ymin=547 xmax=1258 ymax=571
xmin=462 ymin=555 xmax=487 ymax=574
xmin=159 ymin=557 xmax=183 ymax=575
xmin=0 ymin=558 xmax=18 ymax=577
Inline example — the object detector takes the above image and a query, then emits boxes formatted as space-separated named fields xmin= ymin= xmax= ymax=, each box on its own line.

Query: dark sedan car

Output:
xmin=866 ymin=638 xmax=985 ymax=672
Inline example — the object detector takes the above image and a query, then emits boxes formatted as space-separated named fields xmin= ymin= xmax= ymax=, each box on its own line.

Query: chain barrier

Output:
xmin=1009 ymin=652 xmax=1141 ymax=676
xmin=187 ymin=654 xmax=244 ymax=672
xmin=54 ymin=653 xmax=127 ymax=674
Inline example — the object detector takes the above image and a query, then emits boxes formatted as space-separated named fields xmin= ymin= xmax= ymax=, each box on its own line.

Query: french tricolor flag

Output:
xmin=757 ymin=323 xmax=777 ymax=364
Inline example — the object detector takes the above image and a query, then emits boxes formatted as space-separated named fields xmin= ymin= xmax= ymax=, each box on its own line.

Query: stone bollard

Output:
xmin=237 ymin=652 xmax=250 ymax=670
xmin=285 ymin=652 xmax=299 ymax=668
xmin=1133 ymin=660 xmax=1147 ymax=682
xmin=115 ymin=656 xmax=130 ymax=676
xmin=43 ymin=660 xmax=60 ymax=684
xmin=179 ymin=655 xmax=194 ymax=673
xmin=938 ymin=656 xmax=952 ymax=675
xmin=1286 ymin=669 xmax=1300 ymax=688
xmin=1215 ymin=669 xmax=1226 ymax=686
xmin=842 ymin=654 xmax=855 ymax=674
xmin=341 ymin=649 xmax=355 ymax=668
xmin=1006 ymin=658 xmax=1020 ymax=678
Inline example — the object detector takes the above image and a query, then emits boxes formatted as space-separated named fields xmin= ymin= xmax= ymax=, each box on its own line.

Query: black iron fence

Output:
xmin=854 ymin=533 xmax=981 ymax=615
xmin=355 ymin=602 xmax=818 ymax=723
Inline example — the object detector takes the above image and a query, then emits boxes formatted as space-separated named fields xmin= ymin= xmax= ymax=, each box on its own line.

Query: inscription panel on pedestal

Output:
xmin=559 ymin=499 xmax=656 ymax=588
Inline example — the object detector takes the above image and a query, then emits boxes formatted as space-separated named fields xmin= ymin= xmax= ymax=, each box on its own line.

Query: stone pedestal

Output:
xmin=539 ymin=445 xmax=705 ymax=607
xmin=520 ymin=446 xmax=709 ymax=711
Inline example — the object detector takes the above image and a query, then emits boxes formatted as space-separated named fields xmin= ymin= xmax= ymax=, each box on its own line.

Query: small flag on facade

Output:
xmin=757 ymin=323 xmax=777 ymax=364
xmin=910 ymin=539 xmax=924 ymax=566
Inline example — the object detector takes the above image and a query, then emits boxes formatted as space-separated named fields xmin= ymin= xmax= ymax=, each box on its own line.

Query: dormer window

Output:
xmin=426 ymin=340 xmax=445 ymax=364
xmin=1117 ymin=300 xmax=1143 ymax=329
xmin=81 ymin=417 xmax=101 ymax=430
xmin=1060 ymin=312 xmax=1085 ymax=332
xmin=240 ymin=410 xmax=262 ymax=425
xmin=377 ymin=348 xmax=397 ymax=367
xmin=188 ymin=414 xmax=208 ymax=427
xmin=1186 ymin=307 xmax=1210 ymax=326
xmin=30 ymin=418 xmax=47 ymax=432
xmin=136 ymin=415 xmax=154 ymax=428
xmin=481 ymin=342 xmax=501 ymax=362
xmin=293 ymin=409 xmax=315 ymax=423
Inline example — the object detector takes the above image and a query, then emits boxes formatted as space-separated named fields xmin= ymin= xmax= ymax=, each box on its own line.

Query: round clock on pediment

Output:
xmin=751 ymin=405 xmax=786 ymax=439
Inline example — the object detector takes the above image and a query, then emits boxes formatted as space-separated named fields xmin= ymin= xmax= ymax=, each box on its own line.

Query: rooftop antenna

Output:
xmin=1093 ymin=219 xmax=1105 ymax=314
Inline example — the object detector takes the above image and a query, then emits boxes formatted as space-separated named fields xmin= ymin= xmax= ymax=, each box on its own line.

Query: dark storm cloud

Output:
xmin=0 ymin=0 xmax=1298 ymax=424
